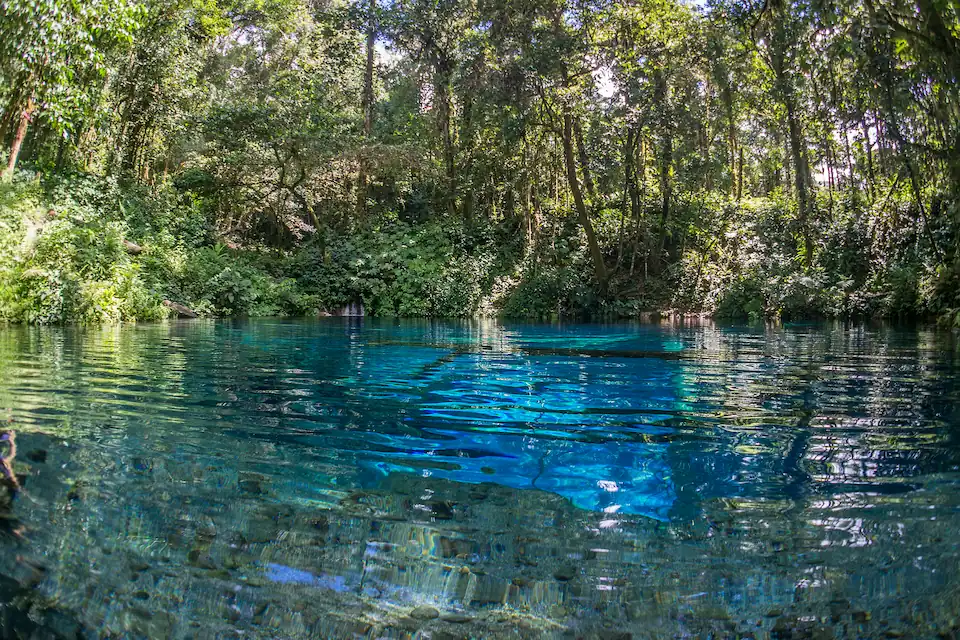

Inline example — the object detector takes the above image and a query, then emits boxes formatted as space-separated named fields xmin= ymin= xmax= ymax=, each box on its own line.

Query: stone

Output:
xmin=129 ymin=560 xmax=151 ymax=573
xmin=187 ymin=549 xmax=217 ymax=570
xmin=440 ymin=614 xmax=473 ymax=624
xmin=122 ymin=608 xmax=176 ymax=637
xmin=238 ymin=479 xmax=263 ymax=494
xmin=410 ymin=606 xmax=440 ymax=620
xmin=197 ymin=516 xmax=217 ymax=539
xmin=553 ymin=566 xmax=577 ymax=582
xmin=695 ymin=605 xmax=731 ymax=621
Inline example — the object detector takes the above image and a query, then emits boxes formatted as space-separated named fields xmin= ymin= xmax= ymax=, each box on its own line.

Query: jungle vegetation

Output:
xmin=0 ymin=0 xmax=959 ymax=323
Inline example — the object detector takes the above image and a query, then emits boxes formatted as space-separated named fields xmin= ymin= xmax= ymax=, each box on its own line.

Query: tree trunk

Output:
xmin=5 ymin=98 xmax=34 ymax=178
xmin=860 ymin=117 xmax=875 ymax=200
xmin=630 ymin=134 xmax=646 ymax=276
xmin=654 ymin=71 xmax=672 ymax=271
xmin=736 ymin=146 xmax=744 ymax=201
xmin=619 ymin=127 xmax=640 ymax=268
xmin=573 ymin=118 xmax=595 ymax=202
xmin=357 ymin=0 xmax=376 ymax=221
xmin=562 ymin=112 xmax=607 ymax=288
xmin=434 ymin=62 xmax=456 ymax=218
xmin=785 ymin=95 xmax=814 ymax=268
xmin=723 ymin=84 xmax=737 ymax=198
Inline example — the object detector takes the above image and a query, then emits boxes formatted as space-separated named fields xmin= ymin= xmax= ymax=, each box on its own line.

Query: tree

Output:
xmin=0 ymin=0 xmax=140 ymax=176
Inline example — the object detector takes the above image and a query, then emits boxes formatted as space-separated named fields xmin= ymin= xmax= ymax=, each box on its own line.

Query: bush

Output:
xmin=291 ymin=222 xmax=494 ymax=317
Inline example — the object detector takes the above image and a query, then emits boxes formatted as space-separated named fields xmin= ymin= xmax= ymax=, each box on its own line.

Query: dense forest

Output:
xmin=0 ymin=0 xmax=958 ymax=323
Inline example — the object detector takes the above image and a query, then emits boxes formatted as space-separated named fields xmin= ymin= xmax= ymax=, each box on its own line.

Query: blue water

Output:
xmin=0 ymin=319 xmax=958 ymax=638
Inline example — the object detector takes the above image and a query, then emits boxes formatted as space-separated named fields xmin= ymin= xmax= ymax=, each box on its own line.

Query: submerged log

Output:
xmin=163 ymin=300 xmax=198 ymax=318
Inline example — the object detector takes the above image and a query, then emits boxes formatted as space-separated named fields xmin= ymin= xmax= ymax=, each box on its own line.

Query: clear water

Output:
xmin=0 ymin=319 xmax=959 ymax=638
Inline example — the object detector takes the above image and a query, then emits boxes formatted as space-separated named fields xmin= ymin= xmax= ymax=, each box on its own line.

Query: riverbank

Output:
xmin=2 ymin=174 xmax=958 ymax=326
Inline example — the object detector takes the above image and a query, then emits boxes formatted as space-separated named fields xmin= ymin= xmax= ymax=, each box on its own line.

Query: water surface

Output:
xmin=0 ymin=319 xmax=958 ymax=638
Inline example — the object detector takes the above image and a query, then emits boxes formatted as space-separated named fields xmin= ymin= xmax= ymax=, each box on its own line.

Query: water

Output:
xmin=0 ymin=319 xmax=958 ymax=638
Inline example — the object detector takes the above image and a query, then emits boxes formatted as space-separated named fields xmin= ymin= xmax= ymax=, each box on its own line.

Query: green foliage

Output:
xmin=174 ymin=245 xmax=319 ymax=317
xmin=292 ymin=223 xmax=492 ymax=317
xmin=0 ymin=175 xmax=320 ymax=323
xmin=1 ymin=0 xmax=959 ymax=326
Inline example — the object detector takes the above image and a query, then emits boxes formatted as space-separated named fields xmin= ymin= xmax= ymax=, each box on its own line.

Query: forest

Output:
xmin=0 ymin=0 xmax=958 ymax=323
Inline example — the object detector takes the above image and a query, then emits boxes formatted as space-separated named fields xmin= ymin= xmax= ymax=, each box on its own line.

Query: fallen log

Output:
xmin=123 ymin=240 xmax=143 ymax=255
xmin=163 ymin=300 xmax=198 ymax=318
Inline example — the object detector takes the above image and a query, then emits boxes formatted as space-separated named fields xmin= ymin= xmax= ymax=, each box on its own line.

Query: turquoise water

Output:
xmin=0 ymin=319 xmax=959 ymax=638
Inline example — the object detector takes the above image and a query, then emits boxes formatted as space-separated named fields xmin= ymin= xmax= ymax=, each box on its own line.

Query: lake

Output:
xmin=0 ymin=318 xmax=958 ymax=638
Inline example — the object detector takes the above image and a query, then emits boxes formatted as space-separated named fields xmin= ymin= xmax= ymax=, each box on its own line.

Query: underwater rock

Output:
xmin=440 ymin=614 xmax=473 ymax=624
xmin=252 ymin=602 xmax=272 ymax=625
xmin=771 ymin=615 xmax=834 ymax=640
xmin=430 ymin=500 xmax=455 ymax=520
xmin=66 ymin=481 xmax=86 ymax=502
xmin=311 ymin=515 xmax=329 ymax=532
xmin=187 ymin=548 xmax=217 ymax=570
xmin=410 ymin=606 xmax=440 ymax=620
xmin=694 ymin=605 xmax=731 ymax=621
xmin=25 ymin=449 xmax=47 ymax=463
xmin=196 ymin=516 xmax=217 ymax=540
xmin=121 ymin=607 xmax=176 ymax=637
xmin=553 ymin=566 xmax=577 ymax=582
xmin=129 ymin=559 xmax=151 ymax=573
xmin=0 ymin=573 xmax=88 ymax=639
xmin=238 ymin=476 xmax=264 ymax=495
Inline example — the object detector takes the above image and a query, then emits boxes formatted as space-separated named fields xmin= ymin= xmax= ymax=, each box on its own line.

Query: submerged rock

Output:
xmin=187 ymin=548 xmax=217 ymax=570
xmin=553 ymin=566 xmax=577 ymax=582
xmin=121 ymin=607 xmax=176 ymax=637
xmin=196 ymin=516 xmax=218 ymax=540
xmin=440 ymin=613 xmax=473 ymax=624
xmin=410 ymin=605 xmax=440 ymax=620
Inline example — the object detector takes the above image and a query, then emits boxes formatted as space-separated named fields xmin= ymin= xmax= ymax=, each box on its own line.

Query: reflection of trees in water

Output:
xmin=0 ymin=430 xmax=24 ymax=539
xmin=665 ymin=325 xmax=960 ymax=521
